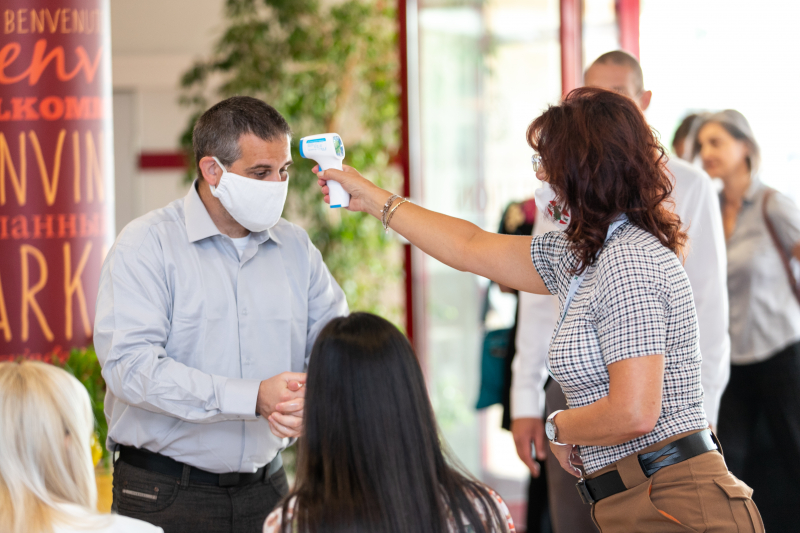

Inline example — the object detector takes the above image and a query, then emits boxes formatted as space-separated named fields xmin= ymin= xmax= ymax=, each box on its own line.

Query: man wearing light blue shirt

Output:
xmin=94 ymin=96 xmax=348 ymax=533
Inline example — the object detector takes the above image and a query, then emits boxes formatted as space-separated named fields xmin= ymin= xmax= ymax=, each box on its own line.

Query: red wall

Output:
xmin=0 ymin=0 xmax=112 ymax=361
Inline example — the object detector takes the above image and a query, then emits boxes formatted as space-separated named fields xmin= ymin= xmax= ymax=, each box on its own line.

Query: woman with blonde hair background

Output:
xmin=0 ymin=360 xmax=162 ymax=533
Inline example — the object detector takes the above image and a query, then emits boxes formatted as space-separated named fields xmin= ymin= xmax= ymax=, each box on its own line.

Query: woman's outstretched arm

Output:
xmin=317 ymin=165 xmax=551 ymax=295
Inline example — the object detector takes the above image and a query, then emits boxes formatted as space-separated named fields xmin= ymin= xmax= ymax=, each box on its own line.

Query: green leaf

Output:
xmin=51 ymin=346 xmax=109 ymax=463
xmin=179 ymin=0 xmax=404 ymax=328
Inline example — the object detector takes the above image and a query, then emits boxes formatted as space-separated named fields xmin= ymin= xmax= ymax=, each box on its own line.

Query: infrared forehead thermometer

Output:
xmin=299 ymin=133 xmax=349 ymax=208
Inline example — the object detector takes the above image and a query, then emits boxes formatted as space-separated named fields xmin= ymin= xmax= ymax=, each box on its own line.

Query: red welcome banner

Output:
xmin=0 ymin=0 xmax=112 ymax=361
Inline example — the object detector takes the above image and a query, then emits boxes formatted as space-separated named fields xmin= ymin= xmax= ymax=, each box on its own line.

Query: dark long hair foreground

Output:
xmin=280 ymin=312 xmax=508 ymax=533
xmin=527 ymin=86 xmax=687 ymax=273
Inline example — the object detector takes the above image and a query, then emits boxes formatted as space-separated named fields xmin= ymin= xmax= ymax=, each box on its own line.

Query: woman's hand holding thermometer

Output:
xmin=299 ymin=133 xmax=351 ymax=208
xmin=315 ymin=164 xmax=392 ymax=218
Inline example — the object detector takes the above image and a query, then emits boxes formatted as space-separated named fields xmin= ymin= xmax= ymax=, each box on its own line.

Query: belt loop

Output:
xmin=615 ymin=453 xmax=649 ymax=489
xmin=710 ymin=430 xmax=724 ymax=456
xmin=179 ymin=464 xmax=191 ymax=489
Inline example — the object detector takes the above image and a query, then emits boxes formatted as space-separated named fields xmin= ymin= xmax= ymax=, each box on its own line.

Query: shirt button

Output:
xmin=241 ymin=308 xmax=248 ymax=315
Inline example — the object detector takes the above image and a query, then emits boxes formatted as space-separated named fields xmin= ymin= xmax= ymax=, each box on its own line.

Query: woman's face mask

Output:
xmin=210 ymin=157 xmax=288 ymax=232
xmin=534 ymin=181 xmax=571 ymax=230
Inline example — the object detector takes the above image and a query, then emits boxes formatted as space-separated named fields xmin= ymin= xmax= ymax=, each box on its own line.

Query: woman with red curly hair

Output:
xmin=315 ymin=87 xmax=761 ymax=532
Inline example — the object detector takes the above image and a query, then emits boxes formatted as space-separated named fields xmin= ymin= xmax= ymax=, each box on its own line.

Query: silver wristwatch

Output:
xmin=545 ymin=410 xmax=568 ymax=446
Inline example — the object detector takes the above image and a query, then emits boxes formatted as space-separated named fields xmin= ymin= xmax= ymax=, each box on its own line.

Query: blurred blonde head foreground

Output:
xmin=0 ymin=360 xmax=109 ymax=533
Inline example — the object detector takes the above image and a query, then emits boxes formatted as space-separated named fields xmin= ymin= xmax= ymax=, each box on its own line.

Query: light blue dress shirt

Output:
xmin=94 ymin=182 xmax=348 ymax=473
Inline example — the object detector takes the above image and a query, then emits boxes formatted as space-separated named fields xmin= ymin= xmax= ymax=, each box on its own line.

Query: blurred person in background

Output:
xmin=492 ymin=198 xmax=551 ymax=533
xmin=511 ymin=51 xmax=729 ymax=533
xmin=510 ymin=214 xmax=566 ymax=531
xmin=694 ymin=110 xmax=800 ymax=531
xmin=264 ymin=313 xmax=515 ymax=533
xmin=671 ymin=113 xmax=701 ymax=161
xmin=0 ymin=360 xmax=162 ymax=533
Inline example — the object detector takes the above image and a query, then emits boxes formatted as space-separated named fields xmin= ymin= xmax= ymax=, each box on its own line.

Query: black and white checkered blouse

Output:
xmin=531 ymin=221 xmax=708 ymax=474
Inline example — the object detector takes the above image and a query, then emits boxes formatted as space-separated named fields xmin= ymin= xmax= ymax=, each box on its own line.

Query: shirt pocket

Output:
xmin=166 ymin=279 xmax=230 ymax=365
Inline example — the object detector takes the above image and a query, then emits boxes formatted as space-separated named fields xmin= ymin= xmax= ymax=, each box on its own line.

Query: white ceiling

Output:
xmin=110 ymin=0 xmax=224 ymax=57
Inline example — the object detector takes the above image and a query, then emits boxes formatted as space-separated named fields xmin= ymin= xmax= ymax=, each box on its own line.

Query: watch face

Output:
xmin=545 ymin=420 xmax=556 ymax=441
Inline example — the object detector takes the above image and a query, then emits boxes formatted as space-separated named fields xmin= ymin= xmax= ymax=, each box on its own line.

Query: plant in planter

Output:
xmin=51 ymin=346 xmax=109 ymax=467
xmin=179 ymin=0 xmax=403 ymax=324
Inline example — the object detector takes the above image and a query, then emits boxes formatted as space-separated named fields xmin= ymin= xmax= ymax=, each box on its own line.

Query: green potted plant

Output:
xmin=51 ymin=346 xmax=108 ymax=465
xmin=51 ymin=346 xmax=113 ymax=511
xmin=179 ymin=0 xmax=404 ymax=325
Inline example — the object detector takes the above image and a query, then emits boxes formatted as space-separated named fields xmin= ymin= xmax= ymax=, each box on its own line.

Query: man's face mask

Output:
xmin=210 ymin=156 xmax=288 ymax=232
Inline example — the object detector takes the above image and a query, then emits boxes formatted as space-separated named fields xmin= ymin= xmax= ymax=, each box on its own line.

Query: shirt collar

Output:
xmin=252 ymin=227 xmax=280 ymax=246
xmin=185 ymin=181 xmax=220 ymax=242
xmin=184 ymin=180 xmax=281 ymax=245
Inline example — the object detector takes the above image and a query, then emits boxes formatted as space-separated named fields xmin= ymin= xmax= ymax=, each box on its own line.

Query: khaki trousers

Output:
xmin=588 ymin=430 xmax=764 ymax=533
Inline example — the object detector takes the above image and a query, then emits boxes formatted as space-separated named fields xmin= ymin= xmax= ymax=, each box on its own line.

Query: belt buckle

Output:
xmin=219 ymin=472 xmax=240 ymax=487
xmin=576 ymin=479 xmax=595 ymax=505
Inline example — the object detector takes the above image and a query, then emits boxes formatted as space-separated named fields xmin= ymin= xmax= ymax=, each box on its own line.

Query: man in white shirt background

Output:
xmin=510 ymin=51 xmax=730 ymax=533
xmin=94 ymin=96 xmax=349 ymax=533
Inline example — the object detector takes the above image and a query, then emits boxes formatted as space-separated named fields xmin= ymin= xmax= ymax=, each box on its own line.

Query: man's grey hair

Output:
xmin=691 ymin=109 xmax=761 ymax=174
xmin=192 ymin=96 xmax=292 ymax=176
xmin=587 ymin=50 xmax=644 ymax=94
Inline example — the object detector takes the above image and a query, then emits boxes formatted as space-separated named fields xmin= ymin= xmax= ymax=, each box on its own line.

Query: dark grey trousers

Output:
xmin=544 ymin=380 xmax=599 ymax=533
xmin=112 ymin=458 xmax=289 ymax=533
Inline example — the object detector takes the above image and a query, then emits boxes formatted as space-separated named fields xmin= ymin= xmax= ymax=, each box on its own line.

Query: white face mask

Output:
xmin=209 ymin=157 xmax=288 ymax=232
xmin=534 ymin=181 xmax=571 ymax=230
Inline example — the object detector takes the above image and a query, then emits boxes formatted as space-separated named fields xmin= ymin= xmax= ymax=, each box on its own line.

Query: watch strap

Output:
xmin=547 ymin=410 xmax=568 ymax=445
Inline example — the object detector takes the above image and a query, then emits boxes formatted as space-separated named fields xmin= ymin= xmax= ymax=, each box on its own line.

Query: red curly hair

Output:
xmin=527 ymin=87 xmax=686 ymax=273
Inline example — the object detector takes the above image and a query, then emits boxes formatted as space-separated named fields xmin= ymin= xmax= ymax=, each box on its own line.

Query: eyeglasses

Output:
xmin=531 ymin=154 xmax=542 ymax=172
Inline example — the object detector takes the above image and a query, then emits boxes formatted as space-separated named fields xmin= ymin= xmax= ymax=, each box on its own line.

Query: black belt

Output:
xmin=576 ymin=429 xmax=721 ymax=504
xmin=117 ymin=445 xmax=283 ymax=488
